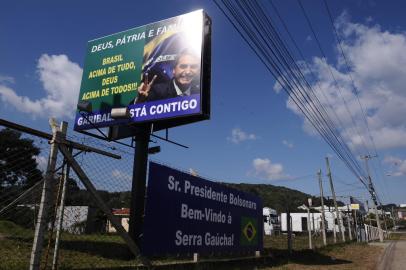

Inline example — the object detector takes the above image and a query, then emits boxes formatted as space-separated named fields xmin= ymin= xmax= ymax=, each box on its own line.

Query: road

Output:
xmin=375 ymin=240 xmax=406 ymax=270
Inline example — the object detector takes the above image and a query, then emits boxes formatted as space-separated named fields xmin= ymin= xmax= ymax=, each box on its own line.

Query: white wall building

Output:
xmin=107 ymin=208 xmax=130 ymax=233
xmin=54 ymin=206 xmax=91 ymax=234
xmin=280 ymin=211 xmax=345 ymax=233
xmin=263 ymin=207 xmax=279 ymax=235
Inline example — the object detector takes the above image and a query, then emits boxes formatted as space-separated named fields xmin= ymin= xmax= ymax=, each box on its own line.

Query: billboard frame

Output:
xmin=74 ymin=10 xmax=212 ymax=142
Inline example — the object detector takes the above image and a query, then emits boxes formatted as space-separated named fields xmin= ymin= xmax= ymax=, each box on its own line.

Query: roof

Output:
xmin=112 ymin=208 xmax=130 ymax=216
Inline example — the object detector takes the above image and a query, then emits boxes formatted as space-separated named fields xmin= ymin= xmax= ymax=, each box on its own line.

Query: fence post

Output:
xmin=365 ymin=224 xmax=369 ymax=242
xmin=52 ymin=147 xmax=72 ymax=270
xmin=332 ymin=212 xmax=337 ymax=243
xmin=347 ymin=206 xmax=353 ymax=241
xmin=29 ymin=119 xmax=65 ymax=270
xmin=287 ymin=210 xmax=292 ymax=255
xmin=317 ymin=170 xmax=327 ymax=246
xmin=57 ymin=143 xmax=151 ymax=267
xmin=307 ymin=207 xmax=312 ymax=249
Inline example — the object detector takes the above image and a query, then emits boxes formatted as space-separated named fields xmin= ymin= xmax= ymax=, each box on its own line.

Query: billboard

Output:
xmin=350 ymin=196 xmax=366 ymax=214
xmin=74 ymin=10 xmax=211 ymax=133
xmin=142 ymin=162 xmax=263 ymax=256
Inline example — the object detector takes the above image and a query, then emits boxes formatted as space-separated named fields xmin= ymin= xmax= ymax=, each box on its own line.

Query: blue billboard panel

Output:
xmin=142 ymin=162 xmax=263 ymax=256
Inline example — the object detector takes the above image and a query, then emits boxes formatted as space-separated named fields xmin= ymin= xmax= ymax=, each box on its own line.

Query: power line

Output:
xmin=297 ymin=0 xmax=371 ymax=160
xmin=321 ymin=0 xmax=388 ymax=204
xmin=214 ymin=0 xmax=369 ymax=190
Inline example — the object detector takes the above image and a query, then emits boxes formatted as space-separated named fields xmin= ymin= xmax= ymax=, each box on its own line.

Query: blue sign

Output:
xmin=75 ymin=94 xmax=200 ymax=130
xmin=142 ymin=162 xmax=263 ymax=256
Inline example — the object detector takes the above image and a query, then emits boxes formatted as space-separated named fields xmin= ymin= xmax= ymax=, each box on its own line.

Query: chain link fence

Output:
xmin=0 ymin=124 xmax=142 ymax=269
xmin=0 ymin=121 xmax=386 ymax=270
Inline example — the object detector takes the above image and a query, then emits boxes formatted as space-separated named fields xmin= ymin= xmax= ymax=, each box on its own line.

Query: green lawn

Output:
xmin=0 ymin=220 xmax=361 ymax=270
xmin=0 ymin=220 xmax=141 ymax=270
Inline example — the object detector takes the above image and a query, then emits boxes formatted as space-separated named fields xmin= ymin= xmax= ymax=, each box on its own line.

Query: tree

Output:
xmin=0 ymin=128 xmax=42 ymax=190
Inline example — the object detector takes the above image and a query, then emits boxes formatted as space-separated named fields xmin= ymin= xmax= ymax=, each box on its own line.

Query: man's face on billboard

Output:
xmin=173 ymin=54 xmax=200 ymax=89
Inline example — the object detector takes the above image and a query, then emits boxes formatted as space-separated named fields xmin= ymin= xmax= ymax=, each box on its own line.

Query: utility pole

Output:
xmin=286 ymin=208 xmax=292 ymax=255
xmin=307 ymin=198 xmax=313 ymax=250
xmin=354 ymin=209 xmax=359 ymax=242
xmin=317 ymin=169 xmax=327 ymax=246
xmin=366 ymin=200 xmax=372 ymax=227
xmin=381 ymin=204 xmax=388 ymax=231
xmin=326 ymin=157 xmax=345 ymax=242
xmin=347 ymin=204 xmax=353 ymax=241
xmin=361 ymin=155 xmax=383 ymax=242
xmin=332 ymin=212 xmax=337 ymax=243
xmin=392 ymin=206 xmax=396 ymax=229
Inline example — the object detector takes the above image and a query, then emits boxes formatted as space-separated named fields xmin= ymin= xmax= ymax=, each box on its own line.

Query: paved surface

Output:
xmin=374 ymin=240 xmax=406 ymax=270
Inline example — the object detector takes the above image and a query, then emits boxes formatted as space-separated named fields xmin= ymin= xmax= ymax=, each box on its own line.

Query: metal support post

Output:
xmin=52 ymin=147 xmax=72 ymax=270
xmin=347 ymin=204 xmax=352 ymax=241
xmin=29 ymin=120 xmax=64 ymax=270
xmin=326 ymin=157 xmax=345 ymax=242
xmin=361 ymin=155 xmax=383 ymax=242
xmin=392 ymin=206 xmax=396 ymax=229
xmin=307 ymin=207 xmax=312 ymax=249
xmin=332 ymin=212 xmax=337 ymax=243
xmin=317 ymin=170 xmax=327 ymax=246
xmin=128 ymin=124 xmax=151 ymax=248
xmin=58 ymin=143 xmax=150 ymax=266
xmin=287 ymin=209 xmax=292 ymax=255
xmin=354 ymin=210 xmax=359 ymax=242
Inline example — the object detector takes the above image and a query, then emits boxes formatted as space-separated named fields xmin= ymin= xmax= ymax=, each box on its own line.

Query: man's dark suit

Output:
xmin=144 ymin=79 xmax=200 ymax=102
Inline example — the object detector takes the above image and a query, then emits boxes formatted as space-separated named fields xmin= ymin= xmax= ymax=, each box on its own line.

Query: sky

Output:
xmin=1 ymin=0 xmax=406 ymax=205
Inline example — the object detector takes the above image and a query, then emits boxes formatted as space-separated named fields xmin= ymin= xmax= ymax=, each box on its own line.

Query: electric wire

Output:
xmin=214 ymin=0 xmax=370 ymax=190
xmin=268 ymin=0 xmax=351 ymax=148
xmin=322 ymin=0 xmax=389 ymax=204
xmin=219 ymin=0 xmax=362 ymax=181
xmin=297 ymin=0 xmax=371 ymax=160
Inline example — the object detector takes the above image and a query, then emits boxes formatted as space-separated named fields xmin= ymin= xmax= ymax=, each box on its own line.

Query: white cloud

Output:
xmin=383 ymin=156 xmax=406 ymax=177
xmin=282 ymin=139 xmax=294 ymax=148
xmin=250 ymin=158 xmax=291 ymax=180
xmin=111 ymin=169 xmax=132 ymax=182
xmin=0 ymin=75 xmax=15 ymax=84
xmin=227 ymin=128 xmax=257 ymax=144
xmin=0 ymin=54 xmax=82 ymax=119
xmin=277 ymin=14 xmax=406 ymax=150
xmin=35 ymin=155 xmax=48 ymax=172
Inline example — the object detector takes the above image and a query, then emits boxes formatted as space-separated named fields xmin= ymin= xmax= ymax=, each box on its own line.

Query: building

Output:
xmin=263 ymin=207 xmax=280 ymax=235
xmin=397 ymin=209 xmax=406 ymax=220
xmin=280 ymin=208 xmax=348 ymax=233
xmin=107 ymin=208 xmax=130 ymax=233
xmin=56 ymin=206 xmax=103 ymax=234
xmin=18 ymin=204 xmax=99 ymax=234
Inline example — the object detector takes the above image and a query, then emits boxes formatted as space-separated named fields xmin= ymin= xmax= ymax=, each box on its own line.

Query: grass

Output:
xmin=0 ymin=220 xmax=141 ymax=270
xmin=0 ymin=220 xmax=385 ymax=270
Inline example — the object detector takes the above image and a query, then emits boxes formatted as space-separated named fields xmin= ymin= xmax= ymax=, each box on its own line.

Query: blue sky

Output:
xmin=1 ymin=0 xmax=406 ymax=205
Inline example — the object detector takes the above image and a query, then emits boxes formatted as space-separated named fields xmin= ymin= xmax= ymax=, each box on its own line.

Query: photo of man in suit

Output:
xmin=135 ymin=50 xmax=200 ymax=103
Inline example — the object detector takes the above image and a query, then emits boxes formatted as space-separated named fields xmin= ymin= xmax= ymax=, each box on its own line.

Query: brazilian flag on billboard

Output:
xmin=240 ymin=216 xmax=258 ymax=246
